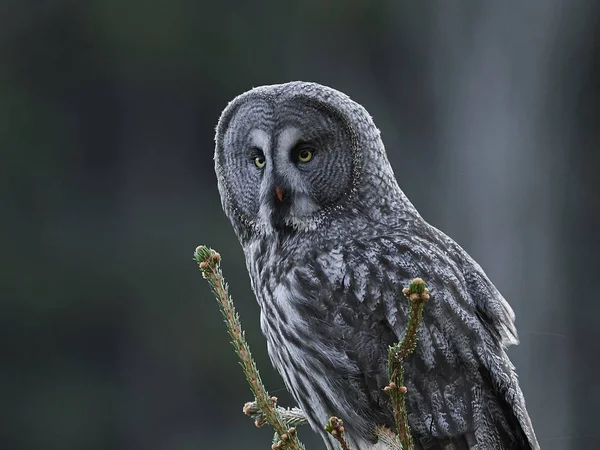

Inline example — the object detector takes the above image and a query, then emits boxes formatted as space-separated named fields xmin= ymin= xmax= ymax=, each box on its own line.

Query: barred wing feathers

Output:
xmin=290 ymin=226 xmax=538 ymax=449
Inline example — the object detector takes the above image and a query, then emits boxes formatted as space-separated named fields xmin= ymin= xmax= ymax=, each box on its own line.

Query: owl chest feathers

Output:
xmin=245 ymin=236 xmax=340 ymax=357
xmin=244 ymin=235 xmax=388 ymax=449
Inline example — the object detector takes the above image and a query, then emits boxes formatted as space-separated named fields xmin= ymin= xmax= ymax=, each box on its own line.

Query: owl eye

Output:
xmin=297 ymin=148 xmax=313 ymax=163
xmin=254 ymin=155 xmax=266 ymax=169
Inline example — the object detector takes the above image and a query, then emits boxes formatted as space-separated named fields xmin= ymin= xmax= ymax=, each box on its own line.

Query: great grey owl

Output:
xmin=214 ymin=81 xmax=539 ymax=450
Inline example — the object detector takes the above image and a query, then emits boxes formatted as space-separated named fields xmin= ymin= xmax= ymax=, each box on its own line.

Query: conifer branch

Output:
xmin=375 ymin=425 xmax=400 ymax=449
xmin=383 ymin=277 xmax=430 ymax=450
xmin=325 ymin=416 xmax=351 ymax=450
xmin=244 ymin=401 xmax=308 ymax=428
xmin=194 ymin=246 xmax=305 ymax=450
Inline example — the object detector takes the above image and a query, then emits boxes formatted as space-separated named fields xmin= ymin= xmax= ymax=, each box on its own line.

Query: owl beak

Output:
xmin=275 ymin=186 xmax=285 ymax=202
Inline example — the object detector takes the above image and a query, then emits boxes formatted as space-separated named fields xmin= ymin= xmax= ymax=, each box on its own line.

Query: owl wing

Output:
xmin=296 ymin=224 xmax=538 ymax=449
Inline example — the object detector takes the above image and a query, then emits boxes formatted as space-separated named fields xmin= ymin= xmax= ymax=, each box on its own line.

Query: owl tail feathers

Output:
xmin=411 ymin=424 xmax=537 ymax=450
xmin=405 ymin=374 xmax=539 ymax=450
xmin=475 ymin=365 xmax=541 ymax=450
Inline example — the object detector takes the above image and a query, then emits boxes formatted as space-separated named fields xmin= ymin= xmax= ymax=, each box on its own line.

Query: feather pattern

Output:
xmin=245 ymin=220 xmax=538 ymax=450
xmin=214 ymin=81 xmax=540 ymax=449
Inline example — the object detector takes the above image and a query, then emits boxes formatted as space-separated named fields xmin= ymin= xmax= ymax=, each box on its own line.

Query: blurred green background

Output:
xmin=2 ymin=1 xmax=599 ymax=449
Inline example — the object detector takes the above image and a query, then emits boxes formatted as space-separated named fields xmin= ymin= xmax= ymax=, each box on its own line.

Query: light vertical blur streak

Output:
xmin=431 ymin=2 xmax=569 ymax=448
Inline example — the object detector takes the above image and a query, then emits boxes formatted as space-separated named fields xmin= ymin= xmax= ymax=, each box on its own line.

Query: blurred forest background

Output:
xmin=2 ymin=1 xmax=599 ymax=449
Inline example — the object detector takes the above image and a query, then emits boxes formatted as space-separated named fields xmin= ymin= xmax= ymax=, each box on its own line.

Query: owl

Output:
xmin=214 ymin=81 xmax=539 ymax=450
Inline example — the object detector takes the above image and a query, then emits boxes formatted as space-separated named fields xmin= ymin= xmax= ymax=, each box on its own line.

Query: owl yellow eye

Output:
xmin=297 ymin=149 xmax=313 ymax=163
xmin=254 ymin=156 xmax=266 ymax=168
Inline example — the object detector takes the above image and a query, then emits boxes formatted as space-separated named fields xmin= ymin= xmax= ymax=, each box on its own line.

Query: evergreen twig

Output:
xmin=383 ymin=277 xmax=430 ymax=450
xmin=325 ymin=416 xmax=351 ymax=450
xmin=244 ymin=401 xmax=308 ymax=428
xmin=375 ymin=425 xmax=400 ymax=449
xmin=194 ymin=246 xmax=305 ymax=450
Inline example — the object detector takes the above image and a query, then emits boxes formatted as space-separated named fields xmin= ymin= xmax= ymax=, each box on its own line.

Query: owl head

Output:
xmin=214 ymin=82 xmax=415 ymax=241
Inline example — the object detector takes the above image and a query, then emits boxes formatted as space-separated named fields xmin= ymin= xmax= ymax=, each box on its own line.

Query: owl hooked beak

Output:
xmin=275 ymin=186 xmax=285 ymax=202
xmin=268 ymin=180 xmax=293 ymax=230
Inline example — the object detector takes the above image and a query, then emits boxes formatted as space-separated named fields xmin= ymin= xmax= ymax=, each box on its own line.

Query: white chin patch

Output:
xmin=284 ymin=196 xmax=322 ymax=231
xmin=290 ymin=194 xmax=320 ymax=217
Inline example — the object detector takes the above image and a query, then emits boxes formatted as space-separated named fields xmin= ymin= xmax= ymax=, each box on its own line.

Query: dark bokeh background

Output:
xmin=2 ymin=1 xmax=599 ymax=449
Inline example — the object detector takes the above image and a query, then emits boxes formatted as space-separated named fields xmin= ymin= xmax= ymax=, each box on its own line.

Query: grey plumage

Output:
xmin=214 ymin=81 xmax=540 ymax=450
